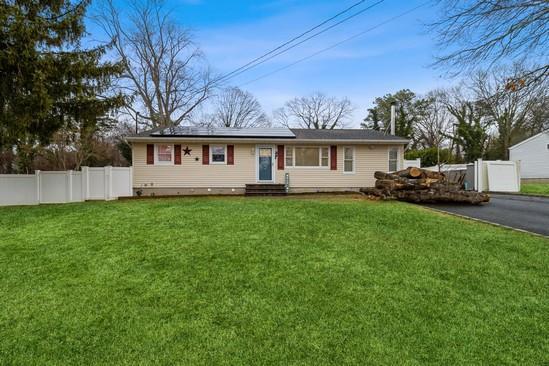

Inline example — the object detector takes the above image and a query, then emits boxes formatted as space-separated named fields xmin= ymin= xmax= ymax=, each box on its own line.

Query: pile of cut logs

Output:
xmin=360 ymin=167 xmax=489 ymax=204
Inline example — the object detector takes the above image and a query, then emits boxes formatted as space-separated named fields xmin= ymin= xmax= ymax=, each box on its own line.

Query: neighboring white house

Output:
xmin=509 ymin=130 xmax=549 ymax=179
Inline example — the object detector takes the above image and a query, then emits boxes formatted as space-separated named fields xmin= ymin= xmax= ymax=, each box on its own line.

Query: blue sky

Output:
xmin=88 ymin=0 xmax=453 ymax=126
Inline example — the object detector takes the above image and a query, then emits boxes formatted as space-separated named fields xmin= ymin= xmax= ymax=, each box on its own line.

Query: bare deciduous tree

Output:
xmin=416 ymin=89 xmax=453 ymax=149
xmin=431 ymin=0 xmax=549 ymax=84
xmin=472 ymin=63 xmax=548 ymax=159
xmin=96 ymin=0 xmax=214 ymax=129
xmin=275 ymin=92 xmax=353 ymax=129
xmin=210 ymin=87 xmax=269 ymax=128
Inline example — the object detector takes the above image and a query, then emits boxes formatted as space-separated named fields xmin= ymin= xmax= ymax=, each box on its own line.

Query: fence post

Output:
xmin=66 ymin=170 xmax=73 ymax=203
xmin=477 ymin=158 xmax=483 ymax=192
xmin=35 ymin=170 xmax=41 ymax=204
xmin=104 ymin=166 xmax=113 ymax=200
xmin=128 ymin=166 xmax=133 ymax=197
xmin=81 ymin=166 xmax=89 ymax=201
xmin=473 ymin=161 xmax=478 ymax=191
xmin=516 ymin=160 xmax=521 ymax=192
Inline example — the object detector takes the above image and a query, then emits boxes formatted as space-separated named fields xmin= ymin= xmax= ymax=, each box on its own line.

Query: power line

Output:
xmin=239 ymin=2 xmax=429 ymax=87
xmin=217 ymin=0 xmax=384 ymax=84
xmin=213 ymin=0 xmax=369 ymax=85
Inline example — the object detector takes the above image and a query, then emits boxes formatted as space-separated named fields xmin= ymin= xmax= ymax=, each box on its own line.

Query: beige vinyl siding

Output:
xmin=276 ymin=145 xmax=403 ymax=188
xmin=133 ymin=143 xmax=256 ymax=188
xmin=132 ymin=142 xmax=404 ymax=189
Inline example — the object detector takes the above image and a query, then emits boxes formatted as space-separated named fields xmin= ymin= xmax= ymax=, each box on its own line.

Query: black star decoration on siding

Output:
xmin=183 ymin=146 xmax=192 ymax=156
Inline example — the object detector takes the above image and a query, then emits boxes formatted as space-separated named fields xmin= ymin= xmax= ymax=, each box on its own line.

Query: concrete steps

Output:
xmin=245 ymin=184 xmax=287 ymax=196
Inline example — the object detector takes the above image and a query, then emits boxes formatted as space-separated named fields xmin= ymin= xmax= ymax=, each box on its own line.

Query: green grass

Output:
xmin=0 ymin=197 xmax=547 ymax=365
xmin=521 ymin=183 xmax=549 ymax=196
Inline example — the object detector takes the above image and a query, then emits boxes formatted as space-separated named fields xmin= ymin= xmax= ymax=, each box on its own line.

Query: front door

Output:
xmin=258 ymin=147 xmax=274 ymax=182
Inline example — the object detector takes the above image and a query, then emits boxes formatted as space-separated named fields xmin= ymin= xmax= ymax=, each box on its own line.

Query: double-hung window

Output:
xmin=210 ymin=145 xmax=226 ymax=164
xmin=343 ymin=147 xmax=355 ymax=173
xmin=285 ymin=146 xmax=329 ymax=167
xmin=285 ymin=146 xmax=293 ymax=167
xmin=155 ymin=144 xmax=173 ymax=165
xmin=389 ymin=148 xmax=399 ymax=172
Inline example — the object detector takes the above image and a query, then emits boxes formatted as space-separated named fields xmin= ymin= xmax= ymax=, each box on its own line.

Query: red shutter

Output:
xmin=330 ymin=145 xmax=337 ymax=170
xmin=277 ymin=145 xmax=285 ymax=170
xmin=202 ymin=145 xmax=209 ymax=165
xmin=227 ymin=145 xmax=234 ymax=165
xmin=174 ymin=145 xmax=181 ymax=165
xmin=146 ymin=144 xmax=154 ymax=165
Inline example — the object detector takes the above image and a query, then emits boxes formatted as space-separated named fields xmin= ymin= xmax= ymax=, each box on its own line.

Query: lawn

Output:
xmin=0 ymin=196 xmax=547 ymax=365
xmin=521 ymin=183 xmax=549 ymax=196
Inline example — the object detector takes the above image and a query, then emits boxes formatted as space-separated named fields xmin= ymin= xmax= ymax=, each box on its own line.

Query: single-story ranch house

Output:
xmin=126 ymin=127 xmax=409 ymax=195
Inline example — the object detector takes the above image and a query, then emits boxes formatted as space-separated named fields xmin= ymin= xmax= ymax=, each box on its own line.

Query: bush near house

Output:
xmin=405 ymin=147 xmax=458 ymax=167
xmin=0 ymin=197 xmax=547 ymax=364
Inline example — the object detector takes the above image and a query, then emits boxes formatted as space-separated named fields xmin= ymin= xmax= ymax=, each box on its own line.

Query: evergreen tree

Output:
xmin=0 ymin=0 xmax=124 ymax=171
xmin=361 ymin=89 xmax=429 ymax=147
xmin=445 ymin=101 xmax=489 ymax=162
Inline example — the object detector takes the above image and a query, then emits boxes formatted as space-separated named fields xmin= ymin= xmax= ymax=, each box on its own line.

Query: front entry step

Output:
xmin=245 ymin=184 xmax=287 ymax=196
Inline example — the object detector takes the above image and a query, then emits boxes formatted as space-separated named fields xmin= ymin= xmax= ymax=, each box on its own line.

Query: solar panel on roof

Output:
xmin=151 ymin=127 xmax=296 ymax=138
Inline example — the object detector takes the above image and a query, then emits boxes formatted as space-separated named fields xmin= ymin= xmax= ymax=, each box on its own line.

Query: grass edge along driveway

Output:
xmin=0 ymin=196 xmax=547 ymax=365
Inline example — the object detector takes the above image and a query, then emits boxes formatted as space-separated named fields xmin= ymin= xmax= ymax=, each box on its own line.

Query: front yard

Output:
xmin=0 ymin=196 xmax=547 ymax=364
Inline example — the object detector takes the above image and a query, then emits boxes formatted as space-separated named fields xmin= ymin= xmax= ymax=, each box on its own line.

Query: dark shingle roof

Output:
xmin=289 ymin=128 xmax=406 ymax=141
xmin=130 ymin=126 xmax=295 ymax=138
xmin=128 ymin=127 xmax=408 ymax=142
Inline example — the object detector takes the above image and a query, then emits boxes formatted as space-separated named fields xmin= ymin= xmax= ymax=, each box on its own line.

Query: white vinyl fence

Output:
xmin=403 ymin=158 xmax=421 ymax=168
xmin=473 ymin=159 xmax=521 ymax=193
xmin=425 ymin=159 xmax=521 ymax=193
xmin=0 ymin=166 xmax=132 ymax=206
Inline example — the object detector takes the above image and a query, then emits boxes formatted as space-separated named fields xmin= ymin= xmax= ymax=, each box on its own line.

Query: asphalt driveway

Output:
xmin=421 ymin=193 xmax=549 ymax=237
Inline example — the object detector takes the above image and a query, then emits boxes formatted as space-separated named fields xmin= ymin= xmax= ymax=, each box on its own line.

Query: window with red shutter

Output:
xmin=174 ymin=145 xmax=182 ymax=165
xmin=277 ymin=145 xmax=285 ymax=170
xmin=227 ymin=145 xmax=234 ymax=165
xmin=202 ymin=145 xmax=209 ymax=165
xmin=146 ymin=144 xmax=154 ymax=165
xmin=330 ymin=145 xmax=337 ymax=170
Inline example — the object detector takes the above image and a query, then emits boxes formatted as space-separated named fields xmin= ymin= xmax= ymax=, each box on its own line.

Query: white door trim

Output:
xmin=256 ymin=145 xmax=276 ymax=183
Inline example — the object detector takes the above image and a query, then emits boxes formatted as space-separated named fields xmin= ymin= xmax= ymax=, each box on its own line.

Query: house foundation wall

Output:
xmin=134 ymin=187 xmax=363 ymax=196
xmin=522 ymin=178 xmax=549 ymax=184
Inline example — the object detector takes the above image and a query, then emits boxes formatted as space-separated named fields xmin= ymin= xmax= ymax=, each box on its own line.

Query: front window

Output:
xmin=156 ymin=144 xmax=173 ymax=164
xmin=210 ymin=145 xmax=226 ymax=164
xmin=286 ymin=147 xmax=329 ymax=167
xmin=344 ymin=147 xmax=354 ymax=173
xmin=389 ymin=148 xmax=399 ymax=172
xmin=321 ymin=147 xmax=329 ymax=167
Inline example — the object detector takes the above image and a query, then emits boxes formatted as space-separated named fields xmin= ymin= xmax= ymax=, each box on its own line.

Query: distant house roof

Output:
xmin=127 ymin=127 xmax=409 ymax=144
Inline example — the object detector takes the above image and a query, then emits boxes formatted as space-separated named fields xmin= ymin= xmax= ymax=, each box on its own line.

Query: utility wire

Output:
xmin=213 ymin=0 xmax=369 ymax=84
xmin=239 ymin=2 xmax=429 ymax=87
xmin=217 ymin=0 xmax=384 ymax=84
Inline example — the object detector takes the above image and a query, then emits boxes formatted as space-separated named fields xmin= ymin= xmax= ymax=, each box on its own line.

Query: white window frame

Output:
xmin=285 ymin=146 xmax=330 ymax=169
xmin=343 ymin=146 xmax=355 ymax=174
xmin=285 ymin=146 xmax=293 ymax=168
xmin=388 ymin=147 xmax=400 ymax=172
xmin=155 ymin=144 xmax=174 ymax=165
xmin=210 ymin=144 xmax=227 ymax=165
